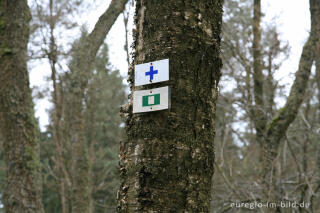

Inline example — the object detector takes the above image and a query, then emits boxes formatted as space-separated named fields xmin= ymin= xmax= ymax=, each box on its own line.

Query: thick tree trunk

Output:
xmin=0 ymin=1 xmax=44 ymax=212
xmin=117 ymin=1 xmax=223 ymax=212
xmin=68 ymin=0 xmax=128 ymax=212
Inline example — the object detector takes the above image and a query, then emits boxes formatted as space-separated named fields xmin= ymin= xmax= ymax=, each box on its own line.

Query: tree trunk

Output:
xmin=0 ymin=1 xmax=44 ymax=212
xmin=117 ymin=0 xmax=223 ymax=212
xmin=314 ymin=0 xmax=320 ymax=113
xmin=68 ymin=0 xmax=128 ymax=212
xmin=262 ymin=0 xmax=319 ymax=202
xmin=47 ymin=1 xmax=71 ymax=212
xmin=252 ymin=0 xmax=267 ymax=145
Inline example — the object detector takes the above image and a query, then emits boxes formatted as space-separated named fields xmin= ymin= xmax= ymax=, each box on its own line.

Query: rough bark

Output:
xmin=118 ymin=0 xmax=223 ymax=212
xmin=68 ymin=0 xmax=128 ymax=212
xmin=261 ymin=0 xmax=319 ymax=201
xmin=0 ymin=1 xmax=44 ymax=212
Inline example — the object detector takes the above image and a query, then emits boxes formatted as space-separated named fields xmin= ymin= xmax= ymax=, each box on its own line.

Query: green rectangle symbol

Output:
xmin=142 ymin=94 xmax=160 ymax=107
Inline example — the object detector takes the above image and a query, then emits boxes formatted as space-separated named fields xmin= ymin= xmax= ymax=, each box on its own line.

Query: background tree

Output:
xmin=30 ymin=1 xmax=84 ymax=212
xmin=29 ymin=0 xmax=128 ymax=212
xmin=40 ymin=41 xmax=126 ymax=213
xmin=65 ymin=2 xmax=128 ymax=211
xmin=211 ymin=0 xmax=320 ymax=211
xmin=85 ymin=44 xmax=126 ymax=212
xmin=0 ymin=0 xmax=44 ymax=212
xmin=260 ymin=0 xmax=316 ymax=202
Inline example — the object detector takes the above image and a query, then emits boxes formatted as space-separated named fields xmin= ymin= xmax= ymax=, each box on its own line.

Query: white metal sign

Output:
xmin=133 ymin=86 xmax=170 ymax=113
xmin=134 ymin=59 xmax=169 ymax=86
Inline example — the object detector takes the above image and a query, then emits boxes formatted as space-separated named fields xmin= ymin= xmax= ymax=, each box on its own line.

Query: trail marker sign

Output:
xmin=135 ymin=59 xmax=169 ymax=86
xmin=133 ymin=86 xmax=170 ymax=113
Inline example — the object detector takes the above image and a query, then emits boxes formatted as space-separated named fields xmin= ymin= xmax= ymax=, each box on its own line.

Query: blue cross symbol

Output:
xmin=145 ymin=65 xmax=158 ymax=81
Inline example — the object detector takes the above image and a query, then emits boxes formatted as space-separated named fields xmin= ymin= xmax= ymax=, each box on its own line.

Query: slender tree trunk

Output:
xmin=117 ymin=1 xmax=223 ymax=212
xmin=47 ymin=1 xmax=70 ymax=212
xmin=0 ymin=1 xmax=44 ymax=212
xmin=314 ymin=0 xmax=320 ymax=114
xmin=266 ymin=53 xmax=275 ymax=119
xmin=252 ymin=0 xmax=274 ymax=203
xmin=51 ymin=48 xmax=69 ymax=213
xmin=309 ymin=2 xmax=320 ymax=209
xmin=123 ymin=10 xmax=130 ymax=67
xmin=252 ymin=0 xmax=267 ymax=145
